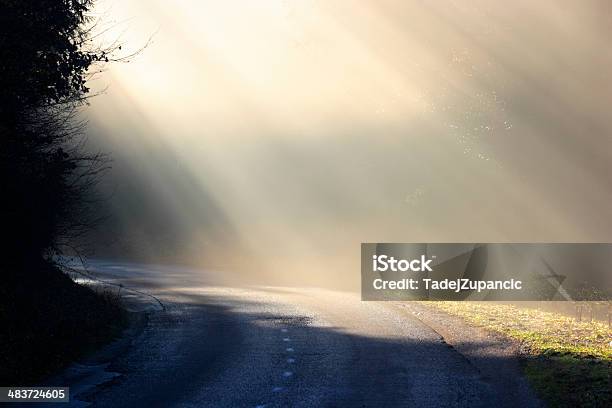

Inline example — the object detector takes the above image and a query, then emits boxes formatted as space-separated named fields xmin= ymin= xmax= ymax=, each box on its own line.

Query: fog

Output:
xmin=85 ymin=0 xmax=612 ymax=289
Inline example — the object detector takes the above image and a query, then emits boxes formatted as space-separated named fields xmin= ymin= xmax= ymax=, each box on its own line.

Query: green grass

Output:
xmin=427 ymin=302 xmax=611 ymax=407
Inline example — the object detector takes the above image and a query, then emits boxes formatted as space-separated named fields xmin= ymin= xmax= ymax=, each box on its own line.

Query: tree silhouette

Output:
xmin=0 ymin=0 xmax=113 ymax=272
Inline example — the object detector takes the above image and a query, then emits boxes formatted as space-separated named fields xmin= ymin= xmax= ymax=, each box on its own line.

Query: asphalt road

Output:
xmin=53 ymin=262 xmax=540 ymax=407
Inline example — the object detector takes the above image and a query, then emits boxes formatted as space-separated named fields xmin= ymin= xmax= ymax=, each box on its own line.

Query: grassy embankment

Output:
xmin=428 ymin=302 xmax=611 ymax=407
xmin=0 ymin=261 xmax=128 ymax=384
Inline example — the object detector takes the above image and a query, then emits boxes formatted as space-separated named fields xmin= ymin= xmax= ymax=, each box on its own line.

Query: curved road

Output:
xmin=58 ymin=262 xmax=540 ymax=407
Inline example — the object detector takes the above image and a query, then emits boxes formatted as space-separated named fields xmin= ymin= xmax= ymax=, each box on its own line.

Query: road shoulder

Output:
xmin=399 ymin=302 xmax=543 ymax=408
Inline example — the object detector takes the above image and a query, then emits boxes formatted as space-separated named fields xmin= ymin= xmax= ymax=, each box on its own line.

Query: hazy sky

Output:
xmin=86 ymin=0 xmax=612 ymax=287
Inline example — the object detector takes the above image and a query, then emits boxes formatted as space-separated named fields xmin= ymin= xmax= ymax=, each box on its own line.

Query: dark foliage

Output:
xmin=0 ymin=261 xmax=127 ymax=384
xmin=0 ymin=0 xmax=131 ymax=383
xmin=0 ymin=0 xmax=109 ymax=268
xmin=0 ymin=1 xmax=96 ymax=113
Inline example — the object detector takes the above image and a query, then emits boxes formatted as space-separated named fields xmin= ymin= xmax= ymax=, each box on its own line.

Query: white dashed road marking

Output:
xmin=267 ymin=327 xmax=297 ymax=405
